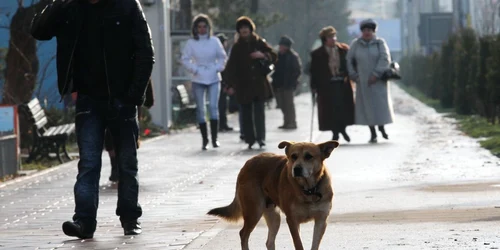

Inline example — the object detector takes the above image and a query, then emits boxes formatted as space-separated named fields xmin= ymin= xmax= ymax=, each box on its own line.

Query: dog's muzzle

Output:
xmin=293 ymin=166 xmax=303 ymax=177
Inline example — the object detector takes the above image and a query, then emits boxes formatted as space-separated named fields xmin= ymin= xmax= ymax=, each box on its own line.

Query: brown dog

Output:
xmin=207 ymin=140 xmax=339 ymax=250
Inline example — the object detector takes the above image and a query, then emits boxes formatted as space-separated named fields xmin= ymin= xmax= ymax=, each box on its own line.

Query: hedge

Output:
xmin=400 ymin=28 xmax=500 ymax=123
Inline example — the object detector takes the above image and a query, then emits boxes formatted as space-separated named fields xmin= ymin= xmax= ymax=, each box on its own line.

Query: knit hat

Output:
xmin=319 ymin=26 xmax=337 ymax=39
xmin=236 ymin=16 xmax=256 ymax=33
xmin=359 ymin=18 xmax=377 ymax=31
xmin=278 ymin=35 xmax=294 ymax=47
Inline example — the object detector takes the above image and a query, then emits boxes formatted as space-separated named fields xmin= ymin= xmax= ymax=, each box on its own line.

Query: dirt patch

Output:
xmin=419 ymin=182 xmax=500 ymax=193
xmin=331 ymin=206 xmax=500 ymax=224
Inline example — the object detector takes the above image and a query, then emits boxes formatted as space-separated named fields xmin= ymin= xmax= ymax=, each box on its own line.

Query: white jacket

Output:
xmin=181 ymin=34 xmax=228 ymax=85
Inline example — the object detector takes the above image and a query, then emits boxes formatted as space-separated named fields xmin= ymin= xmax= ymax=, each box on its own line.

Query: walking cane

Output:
xmin=309 ymin=91 xmax=316 ymax=142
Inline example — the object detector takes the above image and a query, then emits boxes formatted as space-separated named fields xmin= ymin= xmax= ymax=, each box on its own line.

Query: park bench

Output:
xmin=171 ymin=84 xmax=197 ymax=125
xmin=22 ymin=98 xmax=75 ymax=164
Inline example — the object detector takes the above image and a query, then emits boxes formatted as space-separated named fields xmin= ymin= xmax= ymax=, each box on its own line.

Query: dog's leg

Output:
xmin=263 ymin=207 xmax=281 ymax=250
xmin=286 ymin=217 xmax=304 ymax=250
xmin=310 ymin=217 xmax=327 ymax=250
xmin=239 ymin=190 xmax=265 ymax=250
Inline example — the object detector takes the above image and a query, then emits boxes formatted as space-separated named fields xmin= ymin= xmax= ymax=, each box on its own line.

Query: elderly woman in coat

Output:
xmin=346 ymin=19 xmax=395 ymax=143
xmin=224 ymin=16 xmax=277 ymax=149
xmin=310 ymin=26 xmax=355 ymax=142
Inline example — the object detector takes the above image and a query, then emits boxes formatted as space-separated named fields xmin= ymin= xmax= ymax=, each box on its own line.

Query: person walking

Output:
xmin=346 ymin=19 xmax=394 ymax=143
xmin=224 ymin=16 xmax=277 ymax=149
xmin=31 ymin=0 xmax=154 ymax=238
xmin=310 ymin=26 xmax=355 ymax=141
xmin=216 ymin=33 xmax=234 ymax=132
xmin=181 ymin=14 xmax=228 ymax=150
xmin=272 ymin=35 xmax=302 ymax=130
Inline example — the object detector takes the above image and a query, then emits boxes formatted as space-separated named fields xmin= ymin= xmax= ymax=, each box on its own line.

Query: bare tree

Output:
xmin=2 ymin=0 xmax=51 ymax=105
xmin=472 ymin=0 xmax=500 ymax=36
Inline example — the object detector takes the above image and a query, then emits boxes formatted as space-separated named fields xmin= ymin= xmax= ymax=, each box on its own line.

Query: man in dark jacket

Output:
xmin=31 ymin=0 xmax=154 ymax=239
xmin=272 ymin=35 xmax=302 ymax=129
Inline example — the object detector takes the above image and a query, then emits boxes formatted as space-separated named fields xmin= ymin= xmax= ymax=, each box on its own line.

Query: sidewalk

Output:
xmin=0 ymin=93 xmax=317 ymax=249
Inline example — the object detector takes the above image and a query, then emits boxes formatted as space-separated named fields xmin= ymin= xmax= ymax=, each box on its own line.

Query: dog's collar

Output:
xmin=302 ymin=177 xmax=323 ymax=201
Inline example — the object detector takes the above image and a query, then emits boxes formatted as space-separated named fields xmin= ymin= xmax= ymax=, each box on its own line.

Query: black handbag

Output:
xmin=380 ymin=61 xmax=401 ymax=81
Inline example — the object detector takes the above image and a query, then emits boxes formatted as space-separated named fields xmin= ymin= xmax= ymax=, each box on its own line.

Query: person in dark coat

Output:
xmin=216 ymin=33 xmax=234 ymax=132
xmin=310 ymin=26 xmax=355 ymax=141
xmin=107 ymin=79 xmax=155 ymax=182
xmin=272 ymin=35 xmax=302 ymax=129
xmin=224 ymin=16 xmax=278 ymax=149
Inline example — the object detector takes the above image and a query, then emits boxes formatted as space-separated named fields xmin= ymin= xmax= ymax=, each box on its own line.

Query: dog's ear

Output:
xmin=278 ymin=141 xmax=294 ymax=154
xmin=317 ymin=140 xmax=340 ymax=159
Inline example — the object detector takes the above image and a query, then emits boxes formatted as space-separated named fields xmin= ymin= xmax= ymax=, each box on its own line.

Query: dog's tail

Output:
xmin=207 ymin=195 xmax=242 ymax=222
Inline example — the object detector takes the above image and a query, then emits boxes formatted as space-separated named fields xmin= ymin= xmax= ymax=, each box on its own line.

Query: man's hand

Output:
xmin=250 ymin=51 xmax=265 ymax=59
xmin=368 ymin=75 xmax=377 ymax=85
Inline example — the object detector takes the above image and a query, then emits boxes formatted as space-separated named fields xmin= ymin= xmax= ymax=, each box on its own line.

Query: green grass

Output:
xmin=397 ymin=82 xmax=500 ymax=157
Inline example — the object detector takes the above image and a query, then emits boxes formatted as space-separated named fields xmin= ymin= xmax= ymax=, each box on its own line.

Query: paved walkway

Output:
xmin=0 ymin=93 xmax=318 ymax=249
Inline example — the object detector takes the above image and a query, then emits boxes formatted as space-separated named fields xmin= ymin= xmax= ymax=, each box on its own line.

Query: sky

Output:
xmin=0 ymin=106 xmax=14 ymax=132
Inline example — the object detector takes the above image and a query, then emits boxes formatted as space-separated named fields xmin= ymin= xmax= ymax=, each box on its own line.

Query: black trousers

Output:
xmin=240 ymin=98 xmax=265 ymax=144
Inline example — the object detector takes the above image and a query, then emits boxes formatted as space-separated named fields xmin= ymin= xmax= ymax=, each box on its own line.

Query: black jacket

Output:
xmin=30 ymin=0 xmax=155 ymax=105
xmin=271 ymin=49 xmax=302 ymax=89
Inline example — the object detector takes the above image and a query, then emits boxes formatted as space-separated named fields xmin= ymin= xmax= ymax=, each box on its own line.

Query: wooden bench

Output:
xmin=22 ymin=98 xmax=75 ymax=164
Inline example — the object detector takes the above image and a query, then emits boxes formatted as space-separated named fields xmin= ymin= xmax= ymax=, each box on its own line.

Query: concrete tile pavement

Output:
xmin=0 ymin=93 xmax=318 ymax=249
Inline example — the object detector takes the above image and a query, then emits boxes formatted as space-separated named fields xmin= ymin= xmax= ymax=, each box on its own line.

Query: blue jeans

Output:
xmin=73 ymin=94 xmax=142 ymax=222
xmin=192 ymin=82 xmax=220 ymax=123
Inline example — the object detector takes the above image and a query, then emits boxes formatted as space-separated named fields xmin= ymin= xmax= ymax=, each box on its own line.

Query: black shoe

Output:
xmin=122 ymin=220 xmax=142 ymax=236
xmin=332 ymin=133 xmax=339 ymax=141
xmin=341 ymin=131 xmax=351 ymax=142
xmin=369 ymin=137 xmax=378 ymax=143
xmin=258 ymin=140 xmax=266 ymax=148
xmin=282 ymin=124 xmax=297 ymax=130
xmin=200 ymin=123 xmax=209 ymax=150
xmin=62 ymin=220 xmax=95 ymax=239
xmin=278 ymin=125 xmax=285 ymax=129
xmin=240 ymin=135 xmax=245 ymax=141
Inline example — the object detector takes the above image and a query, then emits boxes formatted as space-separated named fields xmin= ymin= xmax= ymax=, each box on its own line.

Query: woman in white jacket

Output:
xmin=181 ymin=14 xmax=228 ymax=150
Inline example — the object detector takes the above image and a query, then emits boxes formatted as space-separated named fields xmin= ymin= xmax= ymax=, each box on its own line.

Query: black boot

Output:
xmin=210 ymin=119 xmax=220 ymax=148
xmin=340 ymin=126 xmax=350 ymax=142
xmin=199 ymin=123 xmax=209 ymax=150
xmin=378 ymin=125 xmax=389 ymax=139
xmin=369 ymin=126 xmax=377 ymax=143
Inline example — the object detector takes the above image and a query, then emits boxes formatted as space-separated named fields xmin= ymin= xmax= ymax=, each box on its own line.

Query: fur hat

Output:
xmin=236 ymin=16 xmax=256 ymax=33
xmin=278 ymin=35 xmax=294 ymax=47
xmin=191 ymin=14 xmax=213 ymax=40
xmin=319 ymin=26 xmax=337 ymax=39
xmin=359 ymin=18 xmax=377 ymax=31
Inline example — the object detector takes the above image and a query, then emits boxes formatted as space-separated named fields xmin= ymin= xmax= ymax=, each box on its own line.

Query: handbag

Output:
xmin=380 ymin=61 xmax=401 ymax=81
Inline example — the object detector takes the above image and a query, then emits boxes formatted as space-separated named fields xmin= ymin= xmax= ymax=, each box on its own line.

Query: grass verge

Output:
xmin=397 ymin=83 xmax=500 ymax=157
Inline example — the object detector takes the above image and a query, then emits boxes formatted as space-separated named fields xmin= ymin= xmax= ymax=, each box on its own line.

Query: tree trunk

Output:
xmin=2 ymin=4 xmax=39 ymax=105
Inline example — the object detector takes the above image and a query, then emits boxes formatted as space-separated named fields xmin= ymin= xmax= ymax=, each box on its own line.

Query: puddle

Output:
xmin=331 ymin=207 xmax=500 ymax=224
